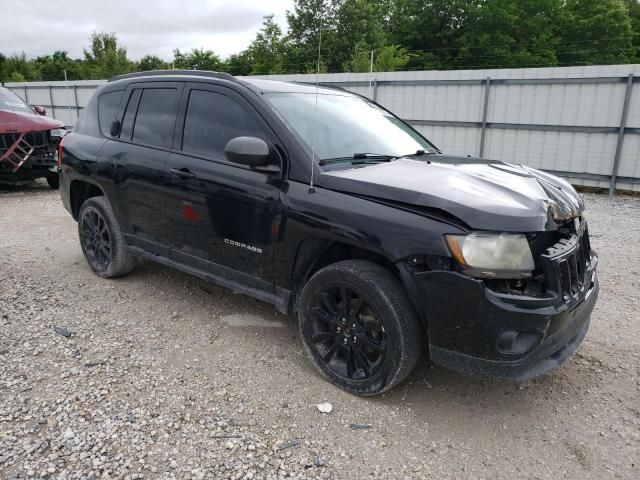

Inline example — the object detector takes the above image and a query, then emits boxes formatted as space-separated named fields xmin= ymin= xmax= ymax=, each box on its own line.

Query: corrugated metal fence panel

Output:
xmin=4 ymin=66 xmax=639 ymax=191
xmin=489 ymin=82 xmax=628 ymax=127
xmin=3 ymin=80 xmax=105 ymax=127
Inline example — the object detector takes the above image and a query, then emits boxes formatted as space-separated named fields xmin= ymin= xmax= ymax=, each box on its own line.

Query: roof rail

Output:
xmin=291 ymin=81 xmax=348 ymax=92
xmin=108 ymin=70 xmax=236 ymax=83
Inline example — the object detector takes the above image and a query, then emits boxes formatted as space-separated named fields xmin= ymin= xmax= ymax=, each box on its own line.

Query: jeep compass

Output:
xmin=58 ymin=70 xmax=598 ymax=395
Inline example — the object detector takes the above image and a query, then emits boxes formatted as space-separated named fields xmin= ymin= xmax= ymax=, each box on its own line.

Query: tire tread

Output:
xmin=299 ymin=259 xmax=423 ymax=396
xmin=78 ymin=196 xmax=135 ymax=278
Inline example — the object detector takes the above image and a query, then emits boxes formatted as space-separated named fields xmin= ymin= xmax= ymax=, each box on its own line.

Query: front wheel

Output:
xmin=298 ymin=260 xmax=423 ymax=396
xmin=46 ymin=173 xmax=59 ymax=189
xmin=77 ymin=196 xmax=135 ymax=278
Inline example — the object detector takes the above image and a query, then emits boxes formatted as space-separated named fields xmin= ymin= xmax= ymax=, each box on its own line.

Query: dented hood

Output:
xmin=0 ymin=110 xmax=64 ymax=135
xmin=320 ymin=155 xmax=584 ymax=232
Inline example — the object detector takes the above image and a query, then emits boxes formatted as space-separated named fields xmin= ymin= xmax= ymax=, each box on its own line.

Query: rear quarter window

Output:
xmin=98 ymin=91 xmax=124 ymax=137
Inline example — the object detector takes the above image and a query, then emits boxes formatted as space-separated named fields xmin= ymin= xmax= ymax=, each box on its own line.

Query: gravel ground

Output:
xmin=0 ymin=182 xmax=638 ymax=480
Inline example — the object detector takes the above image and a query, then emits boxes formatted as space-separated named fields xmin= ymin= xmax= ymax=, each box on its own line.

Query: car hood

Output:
xmin=0 ymin=110 xmax=64 ymax=135
xmin=319 ymin=155 xmax=584 ymax=232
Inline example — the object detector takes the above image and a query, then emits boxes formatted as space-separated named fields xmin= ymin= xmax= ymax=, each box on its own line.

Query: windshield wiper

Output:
xmin=319 ymin=153 xmax=396 ymax=166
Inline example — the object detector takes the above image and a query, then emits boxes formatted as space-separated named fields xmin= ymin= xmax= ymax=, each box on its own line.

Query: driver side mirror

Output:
xmin=33 ymin=105 xmax=46 ymax=116
xmin=224 ymin=136 xmax=280 ymax=173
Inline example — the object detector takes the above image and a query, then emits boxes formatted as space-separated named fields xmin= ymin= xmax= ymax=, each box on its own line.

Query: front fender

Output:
xmin=276 ymin=181 xmax=464 ymax=293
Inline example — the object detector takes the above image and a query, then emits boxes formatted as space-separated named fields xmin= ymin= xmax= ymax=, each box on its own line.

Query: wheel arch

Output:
xmin=289 ymin=238 xmax=427 ymax=331
xmin=69 ymin=179 xmax=106 ymax=220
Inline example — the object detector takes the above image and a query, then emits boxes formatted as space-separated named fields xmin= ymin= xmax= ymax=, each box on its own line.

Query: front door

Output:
xmin=165 ymin=84 xmax=282 ymax=291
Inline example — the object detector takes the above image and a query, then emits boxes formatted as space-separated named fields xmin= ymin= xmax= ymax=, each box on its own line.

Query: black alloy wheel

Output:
xmin=309 ymin=284 xmax=386 ymax=381
xmin=77 ymin=196 xmax=135 ymax=278
xmin=80 ymin=206 xmax=112 ymax=270
xmin=298 ymin=260 xmax=423 ymax=396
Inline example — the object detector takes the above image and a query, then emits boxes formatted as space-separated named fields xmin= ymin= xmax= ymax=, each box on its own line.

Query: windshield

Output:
xmin=0 ymin=88 xmax=33 ymax=114
xmin=265 ymin=93 xmax=437 ymax=165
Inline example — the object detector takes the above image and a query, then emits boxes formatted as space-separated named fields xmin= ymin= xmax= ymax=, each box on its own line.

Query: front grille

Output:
xmin=540 ymin=224 xmax=593 ymax=300
xmin=0 ymin=131 xmax=49 ymax=150
xmin=0 ymin=131 xmax=55 ymax=173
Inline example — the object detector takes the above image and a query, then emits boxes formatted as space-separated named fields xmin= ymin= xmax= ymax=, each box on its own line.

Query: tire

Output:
xmin=77 ymin=196 xmax=135 ymax=278
xmin=46 ymin=173 xmax=59 ymax=189
xmin=298 ymin=260 xmax=423 ymax=396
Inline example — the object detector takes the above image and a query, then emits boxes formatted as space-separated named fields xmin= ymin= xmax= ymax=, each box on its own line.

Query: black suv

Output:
xmin=59 ymin=70 xmax=598 ymax=395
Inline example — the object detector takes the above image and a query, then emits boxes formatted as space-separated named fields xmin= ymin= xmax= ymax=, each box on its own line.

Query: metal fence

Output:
xmin=4 ymin=64 xmax=640 ymax=192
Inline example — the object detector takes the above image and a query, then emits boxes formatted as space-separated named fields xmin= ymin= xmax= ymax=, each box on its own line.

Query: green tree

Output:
xmin=9 ymin=71 xmax=27 ymax=82
xmin=4 ymin=53 xmax=41 ymax=81
xmin=558 ymin=0 xmax=636 ymax=65
xmin=83 ymin=32 xmax=132 ymax=79
xmin=624 ymin=0 xmax=640 ymax=60
xmin=224 ymin=52 xmax=253 ymax=76
xmin=285 ymin=0 xmax=340 ymax=72
xmin=375 ymin=44 xmax=411 ymax=71
xmin=173 ymin=48 xmax=223 ymax=71
xmin=335 ymin=0 xmax=390 ymax=70
xmin=245 ymin=15 xmax=286 ymax=74
xmin=304 ymin=59 xmax=329 ymax=74
xmin=36 ymin=51 xmax=82 ymax=81
xmin=0 ymin=54 xmax=10 ymax=82
xmin=559 ymin=0 xmax=636 ymax=65
xmin=389 ymin=0 xmax=473 ymax=70
xmin=344 ymin=43 xmax=411 ymax=72
xmin=344 ymin=43 xmax=373 ymax=72
xmin=457 ymin=0 xmax=564 ymax=68
xmin=137 ymin=55 xmax=168 ymax=71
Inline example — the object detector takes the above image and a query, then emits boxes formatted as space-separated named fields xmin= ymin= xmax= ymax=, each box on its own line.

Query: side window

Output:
xmin=132 ymin=88 xmax=178 ymax=148
xmin=182 ymin=90 xmax=266 ymax=160
xmin=98 ymin=91 xmax=124 ymax=137
xmin=120 ymin=90 xmax=141 ymax=140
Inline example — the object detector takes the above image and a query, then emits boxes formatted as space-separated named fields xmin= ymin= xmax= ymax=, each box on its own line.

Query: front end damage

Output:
xmin=322 ymin=155 xmax=599 ymax=379
xmin=405 ymin=215 xmax=598 ymax=381
xmin=0 ymin=110 xmax=65 ymax=184
xmin=0 ymin=130 xmax=61 ymax=183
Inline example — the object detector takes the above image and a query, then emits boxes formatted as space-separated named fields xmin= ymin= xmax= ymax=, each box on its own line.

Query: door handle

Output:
xmin=169 ymin=167 xmax=196 ymax=180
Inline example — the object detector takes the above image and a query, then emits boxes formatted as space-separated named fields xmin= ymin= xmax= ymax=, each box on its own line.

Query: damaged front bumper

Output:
xmin=406 ymin=253 xmax=598 ymax=381
xmin=0 ymin=131 xmax=58 ymax=182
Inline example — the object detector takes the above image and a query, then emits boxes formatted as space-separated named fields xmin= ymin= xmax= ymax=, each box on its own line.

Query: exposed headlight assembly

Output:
xmin=445 ymin=232 xmax=535 ymax=279
xmin=50 ymin=128 xmax=68 ymax=138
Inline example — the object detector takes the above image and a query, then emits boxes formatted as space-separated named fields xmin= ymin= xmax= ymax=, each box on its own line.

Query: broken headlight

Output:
xmin=445 ymin=232 xmax=535 ymax=279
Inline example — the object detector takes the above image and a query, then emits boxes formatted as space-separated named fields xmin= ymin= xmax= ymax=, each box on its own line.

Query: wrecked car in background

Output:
xmin=0 ymin=86 xmax=66 ymax=188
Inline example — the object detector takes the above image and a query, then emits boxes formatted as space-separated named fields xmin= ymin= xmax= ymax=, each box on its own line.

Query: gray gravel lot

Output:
xmin=1 ymin=182 xmax=639 ymax=480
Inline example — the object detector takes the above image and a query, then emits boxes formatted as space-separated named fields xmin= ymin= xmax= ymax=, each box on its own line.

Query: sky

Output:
xmin=1 ymin=0 xmax=294 ymax=60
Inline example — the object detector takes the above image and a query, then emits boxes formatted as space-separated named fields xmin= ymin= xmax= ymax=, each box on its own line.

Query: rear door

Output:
xmin=98 ymin=82 xmax=182 ymax=256
xmin=165 ymin=83 xmax=282 ymax=290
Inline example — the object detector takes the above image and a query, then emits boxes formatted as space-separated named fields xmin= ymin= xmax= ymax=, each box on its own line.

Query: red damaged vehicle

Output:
xmin=0 ymin=86 xmax=67 ymax=188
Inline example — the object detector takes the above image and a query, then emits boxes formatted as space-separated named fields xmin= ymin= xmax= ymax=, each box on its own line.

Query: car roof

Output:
xmin=107 ymin=70 xmax=352 ymax=97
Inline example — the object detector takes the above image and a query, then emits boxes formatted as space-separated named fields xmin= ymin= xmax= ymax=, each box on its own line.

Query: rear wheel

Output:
xmin=77 ymin=196 xmax=135 ymax=278
xmin=298 ymin=260 xmax=423 ymax=396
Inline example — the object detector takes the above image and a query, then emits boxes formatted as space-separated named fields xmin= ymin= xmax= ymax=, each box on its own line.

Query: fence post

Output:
xmin=48 ymin=85 xmax=55 ymax=119
xmin=609 ymin=74 xmax=634 ymax=196
xmin=372 ymin=79 xmax=378 ymax=102
xmin=479 ymin=77 xmax=491 ymax=158
xmin=73 ymin=85 xmax=80 ymax=123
